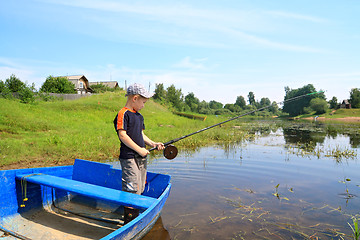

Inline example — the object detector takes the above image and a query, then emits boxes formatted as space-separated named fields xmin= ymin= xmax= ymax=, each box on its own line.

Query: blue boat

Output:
xmin=0 ymin=159 xmax=171 ymax=239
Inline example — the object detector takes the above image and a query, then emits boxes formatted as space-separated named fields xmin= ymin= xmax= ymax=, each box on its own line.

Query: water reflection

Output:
xmin=248 ymin=120 xmax=360 ymax=150
xmin=285 ymin=121 xmax=360 ymax=148
xmin=350 ymin=134 xmax=360 ymax=148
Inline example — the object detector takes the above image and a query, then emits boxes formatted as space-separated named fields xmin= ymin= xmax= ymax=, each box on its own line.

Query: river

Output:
xmin=144 ymin=120 xmax=360 ymax=239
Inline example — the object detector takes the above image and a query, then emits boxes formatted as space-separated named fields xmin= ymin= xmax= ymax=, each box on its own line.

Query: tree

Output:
xmin=40 ymin=76 xmax=76 ymax=93
xmin=0 ymin=80 xmax=5 ymax=93
xmin=0 ymin=80 xmax=13 ymax=99
xmin=224 ymin=103 xmax=241 ymax=113
xmin=282 ymin=84 xmax=325 ymax=116
xmin=310 ymin=98 xmax=328 ymax=114
xmin=166 ymin=84 xmax=184 ymax=111
xmin=198 ymin=100 xmax=212 ymax=114
xmin=19 ymin=83 xmax=36 ymax=104
xmin=248 ymin=92 xmax=256 ymax=106
xmin=259 ymin=97 xmax=271 ymax=108
xmin=329 ymin=96 xmax=338 ymax=109
xmin=153 ymin=83 xmax=166 ymax=102
xmin=2 ymin=75 xmax=35 ymax=103
xmin=184 ymin=92 xmax=200 ymax=112
xmin=235 ymin=96 xmax=246 ymax=109
xmin=269 ymin=101 xmax=279 ymax=114
xmin=209 ymin=100 xmax=223 ymax=109
xmin=5 ymin=74 xmax=26 ymax=92
xmin=350 ymin=88 xmax=360 ymax=108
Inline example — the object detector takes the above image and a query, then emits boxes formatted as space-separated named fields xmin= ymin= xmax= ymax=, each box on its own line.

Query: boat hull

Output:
xmin=0 ymin=159 xmax=171 ymax=240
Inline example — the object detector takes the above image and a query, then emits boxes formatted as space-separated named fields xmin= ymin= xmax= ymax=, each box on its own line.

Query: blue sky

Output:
xmin=1 ymin=0 xmax=359 ymax=104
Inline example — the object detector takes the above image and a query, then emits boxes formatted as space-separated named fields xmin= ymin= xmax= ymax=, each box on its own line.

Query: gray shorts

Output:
xmin=120 ymin=156 xmax=147 ymax=195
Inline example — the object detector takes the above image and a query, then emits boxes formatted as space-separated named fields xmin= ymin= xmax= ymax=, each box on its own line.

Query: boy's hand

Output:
xmin=138 ymin=148 xmax=150 ymax=157
xmin=153 ymin=142 xmax=165 ymax=150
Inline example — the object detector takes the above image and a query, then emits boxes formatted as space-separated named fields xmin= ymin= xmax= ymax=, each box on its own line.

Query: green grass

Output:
xmin=328 ymin=108 xmax=360 ymax=118
xmin=297 ymin=108 xmax=360 ymax=119
xmin=0 ymin=91 xmax=248 ymax=168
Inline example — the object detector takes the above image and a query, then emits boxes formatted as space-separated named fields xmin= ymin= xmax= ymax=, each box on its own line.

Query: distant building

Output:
xmin=89 ymin=81 xmax=119 ymax=88
xmin=339 ymin=99 xmax=351 ymax=109
xmin=63 ymin=75 xmax=93 ymax=94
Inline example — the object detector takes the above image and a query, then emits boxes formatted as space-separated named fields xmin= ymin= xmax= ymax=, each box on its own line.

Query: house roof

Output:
xmin=89 ymin=81 xmax=119 ymax=88
xmin=58 ymin=75 xmax=93 ymax=92
xmin=65 ymin=75 xmax=89 ymax=81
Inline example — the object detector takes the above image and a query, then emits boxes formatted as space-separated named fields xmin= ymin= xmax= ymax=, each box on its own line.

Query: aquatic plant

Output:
xmin=348 ymin=216 xmax=360 ymax=240
xmin=273 ymin=184 xmax=280 ymax=199
xmin=271 ymin=184 xmax=290 ymax=201
xmin=286 ymin=141 xmax=358 ymax=162
xmin=326 ymin=146 xmax=357 ymax=161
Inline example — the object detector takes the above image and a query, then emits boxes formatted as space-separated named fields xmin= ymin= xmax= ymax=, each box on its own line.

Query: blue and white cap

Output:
xmin=125 ymin=83 xmax=154 ymax=98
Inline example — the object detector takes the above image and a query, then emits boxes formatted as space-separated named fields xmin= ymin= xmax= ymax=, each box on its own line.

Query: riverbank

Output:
xmin=0 ymin=93 xmax=247 ymax=170
xmin=303 ymin=116 xmax=360 ymax=122
xmin=300 ymin=108 xmax=360 ymax=122
xmin=1 ymin=94 xmax=359 ymax=170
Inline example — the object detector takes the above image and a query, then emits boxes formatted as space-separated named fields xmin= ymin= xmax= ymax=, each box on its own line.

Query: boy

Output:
xmin=113 ymin=83 xmax=164 ymax=224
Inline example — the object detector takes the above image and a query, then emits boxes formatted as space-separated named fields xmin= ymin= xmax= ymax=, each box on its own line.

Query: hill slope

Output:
xmin=0 ymin=92 xmax=246 ymax=169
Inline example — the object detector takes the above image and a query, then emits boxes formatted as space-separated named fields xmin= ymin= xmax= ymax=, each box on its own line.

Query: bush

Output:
xmin=199 ymin=108 xmax=214 ymax=115
xmin=310 ymin=98 xmax=328 ymax=114
xmin=91 ymin=84 xmax=120 ymax=93
xmin=5 ymin=74 xmax=26 ymax=92
xmin=350 ymin=88 xmax=360 ymax=108
xmin=19 ymin=85 xmax=35 ymax=104
xmin=1 ymin=75 xmax=35 ymax=103
xmin=0 ymin=80 xmax=13 ymax=99
xmin=37 ymin=92 xmax=62 ymax=102
xmin=40 ymin=76 xmax=76 ymax=93
xmin=214 ymin=108 xmax=232 ymax=115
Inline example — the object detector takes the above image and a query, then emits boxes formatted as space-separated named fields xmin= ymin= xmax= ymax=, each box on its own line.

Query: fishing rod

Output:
xmin=150 ymin=90 xmax=324 ymax=159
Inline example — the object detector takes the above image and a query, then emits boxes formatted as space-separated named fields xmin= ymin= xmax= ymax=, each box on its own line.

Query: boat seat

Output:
xmin=15 ymin=174 xmax=156 ymax=210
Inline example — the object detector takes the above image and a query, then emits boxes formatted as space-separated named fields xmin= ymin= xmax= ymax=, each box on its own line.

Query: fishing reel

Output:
xmin=163 ymin=144 xmax=178 ymax=160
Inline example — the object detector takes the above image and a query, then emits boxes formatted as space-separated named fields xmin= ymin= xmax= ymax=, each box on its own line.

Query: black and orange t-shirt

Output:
xmin=113 ymin=107 xmax=145 ymax=159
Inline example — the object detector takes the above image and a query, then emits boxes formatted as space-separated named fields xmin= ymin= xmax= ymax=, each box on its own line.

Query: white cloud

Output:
xmin=0 ymin=56 xmax=356 ymax=104
xmin=172 ymin=57 xmax=207 ymax=70
xmin=40 ymin=0 xmax=326 ymax=52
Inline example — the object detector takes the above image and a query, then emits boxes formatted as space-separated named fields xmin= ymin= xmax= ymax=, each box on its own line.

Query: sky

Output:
xmin=1 ymin=0 xmax=359 ymax=104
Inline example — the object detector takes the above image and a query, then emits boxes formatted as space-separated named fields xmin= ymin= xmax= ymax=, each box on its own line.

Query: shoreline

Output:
xmin=2 ymin=116 xmax=359 ymax=171
xmin=302 ymin=116 xmax=360 ymax=122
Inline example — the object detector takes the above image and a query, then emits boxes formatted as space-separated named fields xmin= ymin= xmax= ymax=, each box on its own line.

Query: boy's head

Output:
xmin=125 ymin=83 xmax=153 ymax=112
xmin=125 ymin=83 xmax=153 ymax=99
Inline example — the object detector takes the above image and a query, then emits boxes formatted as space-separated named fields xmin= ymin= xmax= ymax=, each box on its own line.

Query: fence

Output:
xmin=46 ymin=93 xmax=93 ymax=101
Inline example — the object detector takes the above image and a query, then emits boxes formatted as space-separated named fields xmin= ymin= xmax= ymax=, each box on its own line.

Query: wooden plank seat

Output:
xmin=15 ymin=174 xmax=156 ymax=210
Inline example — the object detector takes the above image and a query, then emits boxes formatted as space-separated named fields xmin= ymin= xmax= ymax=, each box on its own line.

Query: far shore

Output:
xmin=302 ymin=116 xmax=360 ymax=122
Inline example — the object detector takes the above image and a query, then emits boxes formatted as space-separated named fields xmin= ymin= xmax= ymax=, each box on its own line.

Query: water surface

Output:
xmin=145 ymin=121 xmax=360 ymax=239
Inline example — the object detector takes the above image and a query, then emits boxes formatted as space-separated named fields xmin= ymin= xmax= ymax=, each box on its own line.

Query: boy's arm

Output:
xmin=143 ymin=132 xmax=164 ymax=150
xmin=118 ymin=130 xmax=149 ymax=157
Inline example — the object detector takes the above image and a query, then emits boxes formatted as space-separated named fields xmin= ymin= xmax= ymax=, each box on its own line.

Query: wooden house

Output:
xmin=65 ymin=75 xmax=93 ymax=94
xmin=340 ymin=99 xmax=351 ymax=109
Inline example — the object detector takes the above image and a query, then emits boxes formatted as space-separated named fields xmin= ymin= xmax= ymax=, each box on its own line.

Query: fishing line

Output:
xmin=150 ymin=90 xmax=324 ymax=159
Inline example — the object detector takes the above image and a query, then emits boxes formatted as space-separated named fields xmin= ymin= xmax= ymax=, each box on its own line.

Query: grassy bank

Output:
xmin=326 ymin=108 xmax=360 ymax=118
xmin=0 ymin=92 xmax=249 ymax=169
xmin=297 ymin=108 xmax=360 ymax=121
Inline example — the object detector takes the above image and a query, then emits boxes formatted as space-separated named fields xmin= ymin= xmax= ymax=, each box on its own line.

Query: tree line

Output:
xmin=153 ymin=83 xmax=280 ymax=116
xmin=0 ymin=75 xmax=119 ymax=103
xmin=1 ymin=74 xmax=360 ymax=117
xmin=153 ymin=83 xmax=360 ymax=117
